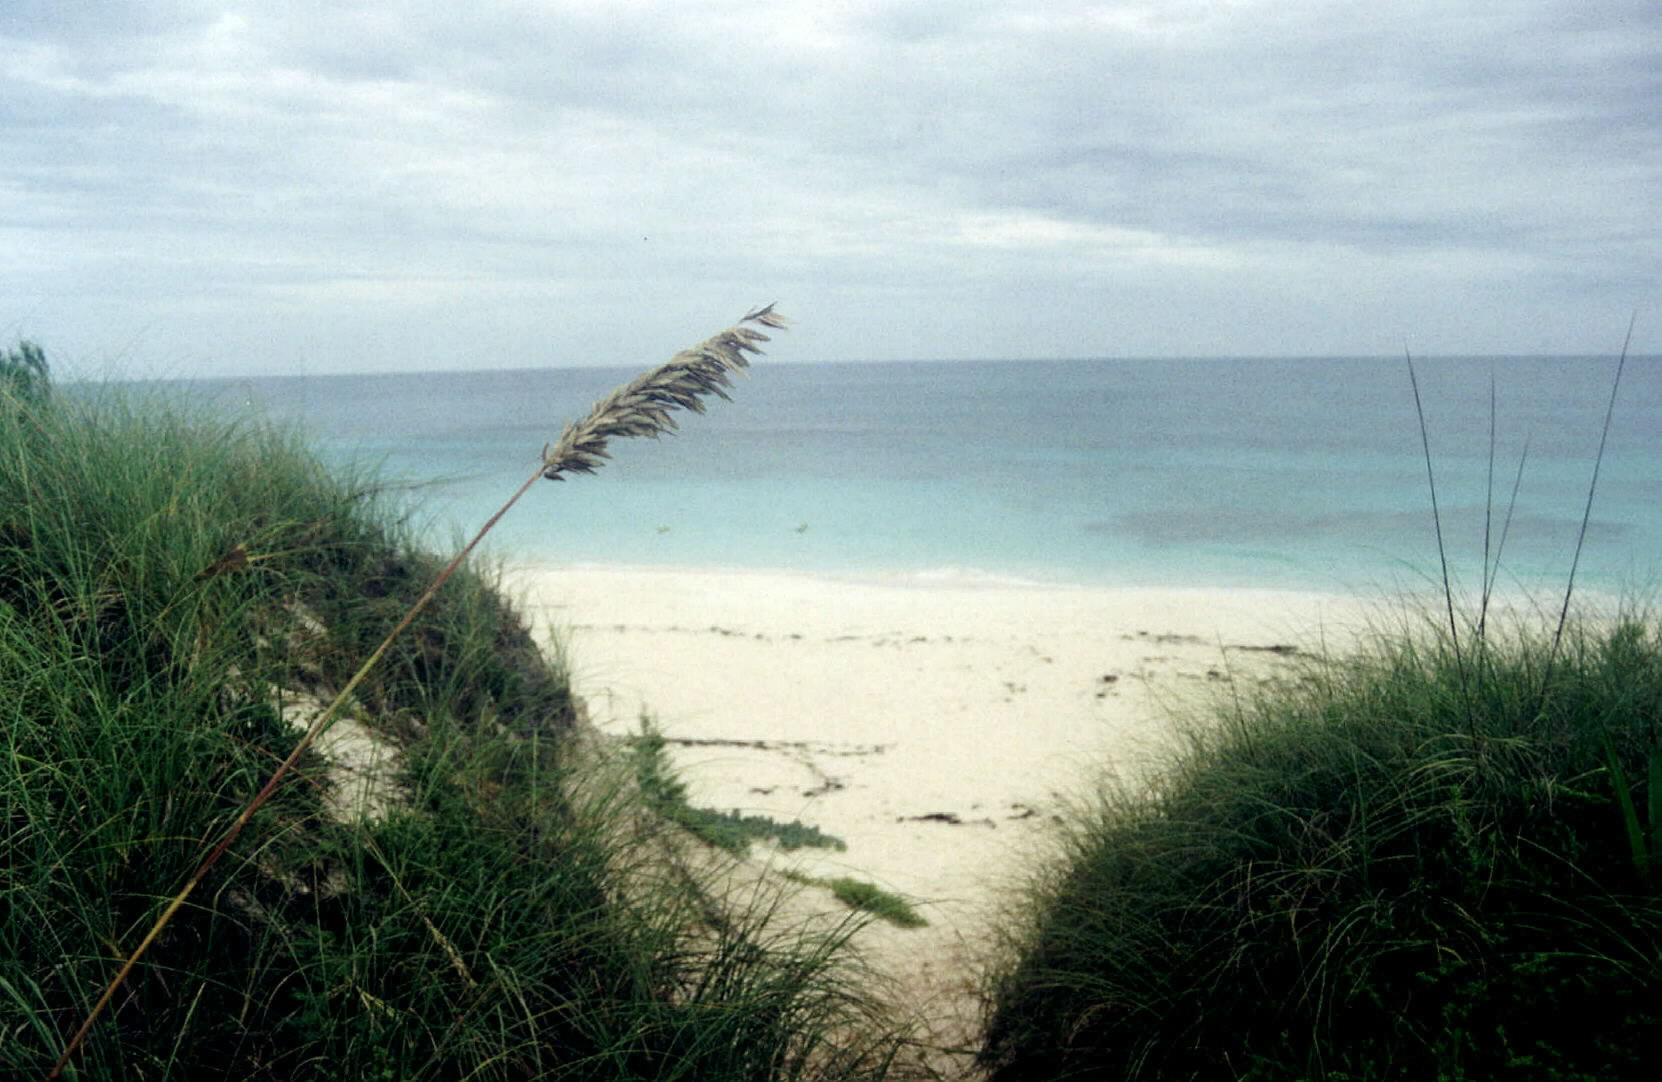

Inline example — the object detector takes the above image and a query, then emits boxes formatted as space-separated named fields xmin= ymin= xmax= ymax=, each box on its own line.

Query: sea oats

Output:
xmin=542 ymin=304 xmax=787 ymax=480
xmin=50 ymin=305 xmax=790 ymax=1078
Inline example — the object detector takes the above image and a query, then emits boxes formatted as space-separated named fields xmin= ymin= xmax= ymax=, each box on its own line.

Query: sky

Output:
xmin=2 ymin=1 xmax=1658 ymax=379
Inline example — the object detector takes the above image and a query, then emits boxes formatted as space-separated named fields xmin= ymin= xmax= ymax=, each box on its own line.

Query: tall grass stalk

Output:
xmin=48 ymin=305 xmax=787 ymax=1079
xmin=1545 ymin=313 xmax=1636 ymax=680
xmin=1402 ymin=348 xmax=1465 ymax=665
xmin=1402 ymin=346 xmax=1479 ymax=758
xmin=1480 ymin=370 xmax=1497 ymax=630
xmin=1478 ymin=425 xmax=1531 ymax=641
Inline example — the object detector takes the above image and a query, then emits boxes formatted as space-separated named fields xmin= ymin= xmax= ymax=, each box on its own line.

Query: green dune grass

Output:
xmin=981 ymin=332 xmax=1660 ymax=1082
xmin=980 ymin=608 xmax=1662 ymax=1081
xmin=10 ymin=325 xmax=1658 ymax=1081
xmin=980 ymin=333 xmax=1661 ymax=1082
xmin=0 ymin=342 xmax=901 ymax=1081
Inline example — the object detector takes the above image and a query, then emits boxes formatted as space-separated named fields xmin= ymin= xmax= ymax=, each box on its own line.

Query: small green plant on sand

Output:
xmin=781 ymin=871 xmax=928 ymax=930
xmin=623 ymin=723 xmax=920 ymax=929
xmin=629 ymin=720 xmax=847 ymax=854
xmin=824 ymin=878 xmax=928 ymax=929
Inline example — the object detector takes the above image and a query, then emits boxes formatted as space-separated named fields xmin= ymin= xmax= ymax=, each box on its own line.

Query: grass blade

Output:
xmin=1404 ymin=347 xmax=1468 ymax=710
xmin=1479 ymin=369 xmax=1497 ymax=639
xmin=1544 ymin=313 xmax=1636 ymax=687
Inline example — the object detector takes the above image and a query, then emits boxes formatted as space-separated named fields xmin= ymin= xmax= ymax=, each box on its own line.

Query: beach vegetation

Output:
xmin=5 ymin=314 xmax=906 ymax=1080
xmin=621 ymin=726 xmax=922 ymax=931
xmin=978 ymin=332 xmax=1660 ymax=1080
xmin=628 ymin=721 xmax=848 ymax=855
xmin=779 ymin=871 xmax=929 ymax=931
xmin=823 ymin=879 xmax=929 ymax=930
xmin=1 ymin=338 xmax=51 ymax=406
xmin=979 ymin=610 xmax=1662 ymax=1080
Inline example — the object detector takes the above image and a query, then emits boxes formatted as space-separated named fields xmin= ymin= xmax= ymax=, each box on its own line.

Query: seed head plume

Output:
xmin=542 ymin=304 xmax=788 ymax=480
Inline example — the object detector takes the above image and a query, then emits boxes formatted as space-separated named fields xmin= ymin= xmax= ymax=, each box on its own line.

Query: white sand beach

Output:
xmin=507 ymin=564 xmax=1366 ymax=1073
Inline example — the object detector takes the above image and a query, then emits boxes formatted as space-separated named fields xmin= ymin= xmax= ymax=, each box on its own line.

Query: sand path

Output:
xmin=509 ymin=566 xmax=1362 ymax=1078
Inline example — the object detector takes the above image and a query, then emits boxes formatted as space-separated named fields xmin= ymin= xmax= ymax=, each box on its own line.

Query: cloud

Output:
xmin=1 ymin=0 xmax=1656 ymax=375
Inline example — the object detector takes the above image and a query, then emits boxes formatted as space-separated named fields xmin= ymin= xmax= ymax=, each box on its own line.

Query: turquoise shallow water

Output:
xmin=175 ymin=355 xmax=1662 ymax=595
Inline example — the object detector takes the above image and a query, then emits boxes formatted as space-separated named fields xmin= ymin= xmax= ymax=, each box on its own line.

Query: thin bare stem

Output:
xmin=1404 ymin=348 xmax=1463 ymax=663
xmin=1480 ymin=431 xmax=1532 ymax=634
xmin=48 ymin=306 xmax=785 ymax=1080
xmin=1478 ymin=370 xmax=1497 ymax=641
xmin=1542 ymin=313 xmax=1636 ymax=689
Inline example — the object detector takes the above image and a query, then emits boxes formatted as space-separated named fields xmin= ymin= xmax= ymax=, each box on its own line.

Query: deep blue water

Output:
xmin=178 ymin=355 xmax=1662 ymax=594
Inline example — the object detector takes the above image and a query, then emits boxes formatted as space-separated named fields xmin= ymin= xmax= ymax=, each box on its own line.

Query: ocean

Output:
xmin=183 ymin=355 xmax=1662 ymax=597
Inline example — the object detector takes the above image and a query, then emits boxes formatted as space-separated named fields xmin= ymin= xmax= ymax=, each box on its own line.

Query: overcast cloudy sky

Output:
xmin=3 ymin=1 xmax=1657 ymax=378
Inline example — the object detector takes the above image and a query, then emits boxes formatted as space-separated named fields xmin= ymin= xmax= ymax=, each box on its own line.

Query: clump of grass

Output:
xmin=1 ymin=338 xmax=50 ymax=405
xmin=771 ymin=870 xmax=930 ymax=930
xmin=980 ymin=613 xmax=1662 ymax=1081
xmin=46 ymin=308 xmax=788 ymax=1072
xmin=777 ymin=872 xmax=927 ymax=931
xmin=980 ymin=334 xmax=1661 ymax=1081
xmin=6 ymin=320 xmax=906 ymax=1080
xmin=1 ymin=379 xmax=604 ymax=1079
xmin=823 ymin=879 xmax=929 ymax=930
xmin=630 ymin=722 xmax=847 ymax=855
